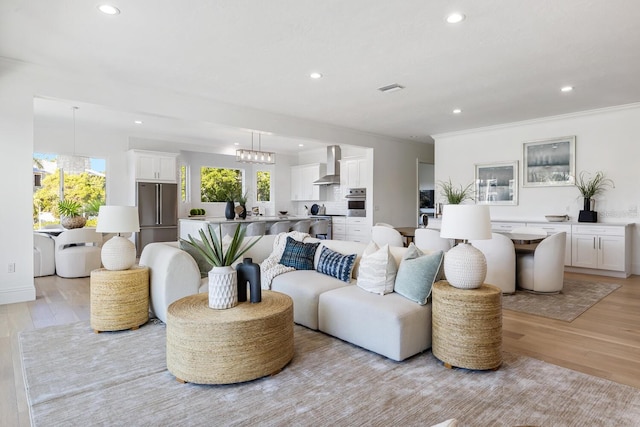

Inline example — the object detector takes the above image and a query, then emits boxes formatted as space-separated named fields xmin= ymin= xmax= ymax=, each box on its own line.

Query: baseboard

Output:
xmin=564 ymin=267 xmax=629 ymax=279
xmin=0 ymin=284 xmax=36 ymax=305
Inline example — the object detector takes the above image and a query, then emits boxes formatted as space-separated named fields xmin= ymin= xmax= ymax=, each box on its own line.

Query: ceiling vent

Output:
xmin=377 ymin=83 xmax=405 ymax=93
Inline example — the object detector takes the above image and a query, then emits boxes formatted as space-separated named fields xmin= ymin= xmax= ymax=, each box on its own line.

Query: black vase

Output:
xmin=225 ymin=201 xmax=235 ymax=220
xmin=583 ymin=197 xmax=592 ymax=212
xmin=239 ymin=204 xmax=247 ymax=219
xmin=236 ymin=258 xmax=261 ymax=303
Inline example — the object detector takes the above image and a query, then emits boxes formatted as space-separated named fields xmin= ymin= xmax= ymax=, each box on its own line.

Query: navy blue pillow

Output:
xmin=279 ymin=237 xmax=320 ymax=270
xmin=317 ymin=246 xmax=357 ymax=283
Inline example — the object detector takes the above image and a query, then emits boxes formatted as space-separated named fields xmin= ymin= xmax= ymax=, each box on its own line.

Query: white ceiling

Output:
xmin=3 ymin=0 xmax=640 ymax=150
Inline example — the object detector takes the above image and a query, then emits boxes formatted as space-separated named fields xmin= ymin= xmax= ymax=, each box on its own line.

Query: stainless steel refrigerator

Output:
xmin=136 ymin=182 xmax=178 ymax=256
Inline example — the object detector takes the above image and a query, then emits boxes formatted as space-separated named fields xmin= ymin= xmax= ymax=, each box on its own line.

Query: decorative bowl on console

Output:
xmin=545 ymin=215 xmax=569 ymax=222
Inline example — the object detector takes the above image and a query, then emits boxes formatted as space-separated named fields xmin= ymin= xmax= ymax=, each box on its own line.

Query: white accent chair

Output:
xmin=470 ymin=232 xmax=516 ymax=294
xmin=54 ymin=228 xmax=103 ymax=278
xmin=291 ymin=220 xmax=311 ymax=233
xmin=414 ymin=228 xmax=453 ymax=253
xmin=34 ymin=233 xmax=56 ymax=277
xmin=371 ymin=225 xmax=404 ymax=247
xmin=516 ymin=232 xmax=566 ymax=293
xmin=245 ymin=222 xmax=266 ymax=236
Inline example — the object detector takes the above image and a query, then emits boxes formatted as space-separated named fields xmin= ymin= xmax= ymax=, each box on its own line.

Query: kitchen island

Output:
xmin=179 ymin=216 xmax=332 ymax=240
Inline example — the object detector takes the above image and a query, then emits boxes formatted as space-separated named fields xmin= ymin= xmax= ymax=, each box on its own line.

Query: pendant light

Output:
xmin=236 ymin=132 xmax=276 ymax=164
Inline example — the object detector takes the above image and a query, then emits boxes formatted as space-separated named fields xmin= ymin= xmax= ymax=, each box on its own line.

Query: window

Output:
xmin=180 ymin=164 xmax=189 ymax=202
xmin=201 ymin=167 xmax=243 ymax=202
xmin=256 ymin=170 xmax=271 ymax=202
xmin=32 ymin=153 xmax=106 ymax=229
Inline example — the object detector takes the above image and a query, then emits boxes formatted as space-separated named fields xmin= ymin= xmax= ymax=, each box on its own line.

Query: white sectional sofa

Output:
xmin=139 ymin=234 xmax=438 ymax=361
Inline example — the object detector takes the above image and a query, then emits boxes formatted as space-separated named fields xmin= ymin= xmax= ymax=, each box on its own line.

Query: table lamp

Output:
xmin=439 ymin=204 xmax=492 ymax=289
xmin=96 ymin=206 xmax=140 ymax=270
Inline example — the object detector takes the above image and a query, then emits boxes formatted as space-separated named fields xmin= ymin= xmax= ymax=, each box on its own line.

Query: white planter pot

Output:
xmin=208 ymin=266 xmax=238 ymax=309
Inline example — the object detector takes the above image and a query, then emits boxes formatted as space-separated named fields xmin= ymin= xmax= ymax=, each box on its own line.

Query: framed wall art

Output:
xmin=475 ymin=161 xmax=518 ymax=205
xmin=523 ymin=136 xmax=575 ymax=187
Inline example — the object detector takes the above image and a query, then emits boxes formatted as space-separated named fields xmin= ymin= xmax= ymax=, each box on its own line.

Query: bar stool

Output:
xmin=245 ymin=222 xmax=266 ymax=236
xmin=268 ymin=221 xmax=291 ymax=235
xmin=310 ymin=220 xmax=329 ymax=239
xmin=291 ymin=220 xmax=311 ymax=233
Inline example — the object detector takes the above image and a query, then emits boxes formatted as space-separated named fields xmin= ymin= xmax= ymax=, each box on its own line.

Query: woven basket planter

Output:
xmin=61 ymin=215 xmax=87 ymax=229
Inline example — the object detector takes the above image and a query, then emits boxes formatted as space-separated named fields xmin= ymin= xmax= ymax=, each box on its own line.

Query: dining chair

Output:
xmin=245 ymin=222 xmax=266 ymax=236
xmin=34 ymin=232 xmax=56 ymax=277
xmin=54 ymin=228 xmax=103 ymax=278
xmin=371 ymin=225 xmax=404 ymax=247
xmin=414 ymin=228 xmax=453 ymax=253
xmin=516 ymin=232 xmax=566 ymax=293
xmin=291 ymin=220 xmax=311 ymax=233
xmin=374 ymin=222 xmax=395 ymax=228
xmin=470 ymin=233 xmax=516 ymax=294
xmin=268 ymin=221 xmax=292 ymax=235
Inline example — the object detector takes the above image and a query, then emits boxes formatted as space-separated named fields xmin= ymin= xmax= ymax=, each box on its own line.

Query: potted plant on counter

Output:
xmin=438 ymin=178 xmax=474 ymax=204
xmin=182 ymin=223 xmax=261 ymax=309
xmin=575 ymin=171 xmax=614 ymax=223
xmin=58 ymin=199 xmax=87 ymax=229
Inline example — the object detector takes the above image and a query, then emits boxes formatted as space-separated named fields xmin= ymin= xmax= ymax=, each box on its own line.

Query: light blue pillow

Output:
xmin=394 ymin=244 xmax=443 ymax=305
xmin=317 ymin=246 xmax=357 ymax=283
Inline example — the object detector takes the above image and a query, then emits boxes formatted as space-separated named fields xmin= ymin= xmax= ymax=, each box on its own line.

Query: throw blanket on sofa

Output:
xmin=260 ymin=231 xmax=312 ymax=289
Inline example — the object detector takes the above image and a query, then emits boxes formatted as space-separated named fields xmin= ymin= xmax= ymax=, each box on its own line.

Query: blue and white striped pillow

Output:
xmin=316 ymin=246 xmax=357 ymax=283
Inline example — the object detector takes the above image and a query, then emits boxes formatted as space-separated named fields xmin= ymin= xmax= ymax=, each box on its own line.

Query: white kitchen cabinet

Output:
xmin=571 ymin=224 xmax=630 ymax=274
xmin=130 ymin=150 xmax=178 ymax=182
xmin=332 ymin=216 xmax=346 ymax=240
xmin=346 ymin=217 xmax=370 ymax=243
xmin=290 ymin=163 xmax=325 ymax=201
xmin=340 ymin=157 xmax=368 ymax=195
xmin=525 ymin=222 xmax=572 ymax=266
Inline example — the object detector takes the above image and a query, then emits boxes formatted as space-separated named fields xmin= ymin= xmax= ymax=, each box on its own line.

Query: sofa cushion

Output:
xmin=394 ymin=244 xmax=443 ymax=305
xmin=357 ymin=242 xmax=397 ymax=295
xmin=279 ymin=237 xmax=320 ymax=270
xmin=316 ymin=246 xmax=357 ymax=283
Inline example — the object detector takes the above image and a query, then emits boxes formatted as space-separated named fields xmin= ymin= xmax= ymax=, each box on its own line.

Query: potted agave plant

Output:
xmin=58 ymin=199 xmax=87 ymax=229
xmin=182 ymin=223 xmax=261 ymax=309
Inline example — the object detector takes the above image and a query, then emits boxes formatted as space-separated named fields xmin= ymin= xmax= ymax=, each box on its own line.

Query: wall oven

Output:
xmin=345 ymin=187 xmax=366 ymax=217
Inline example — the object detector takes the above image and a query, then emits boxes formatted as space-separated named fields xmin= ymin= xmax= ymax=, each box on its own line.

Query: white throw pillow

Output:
xmin=357 ymin=241 xmax=397 ymax=295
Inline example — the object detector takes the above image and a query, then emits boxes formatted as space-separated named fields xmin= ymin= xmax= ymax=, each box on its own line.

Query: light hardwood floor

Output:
xmin=2 ymin=272 xmax=640 ymax=426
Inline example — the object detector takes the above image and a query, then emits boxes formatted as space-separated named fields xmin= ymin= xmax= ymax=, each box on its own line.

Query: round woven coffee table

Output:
xmin=90 ymin=266 xmax=149 ymax=333
xmin=166 ymin=290 xmax=294 ymax=384
xmin=432 ymin=281 xmax=502 ymax=370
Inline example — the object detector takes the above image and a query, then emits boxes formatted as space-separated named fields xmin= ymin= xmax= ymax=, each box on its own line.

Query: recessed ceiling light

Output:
xmin=234 ymin=142 xmax=239 ymax=146
xmin=298 ymin=144 xmax=304 ymax=147
xmin=452 ymin=108 xmax=462 ymax=114
xmin=309 ymin=72 xmax=323 ymax=79
xmin=134 ymin=120 xmax=143 ymax=124
xmin=446 ymin=13 xmax=465 ymax=24
xmin=98 ymin=4 xmax=120 ymax=15
xmin=377 ymin=83 xmax=405 ymax=93
xmin=561 ymin=86 xmax=574 ymax=92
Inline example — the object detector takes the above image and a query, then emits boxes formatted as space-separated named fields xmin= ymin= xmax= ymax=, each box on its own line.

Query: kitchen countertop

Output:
xmin=180 ymin=216 xmax=336 ymax=223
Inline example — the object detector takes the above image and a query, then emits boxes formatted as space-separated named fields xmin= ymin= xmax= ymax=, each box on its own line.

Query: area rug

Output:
xmin=502 ymin=279 xmax=620 ymax=322
xmin=20 ymin=321 xmax=640 ymax=426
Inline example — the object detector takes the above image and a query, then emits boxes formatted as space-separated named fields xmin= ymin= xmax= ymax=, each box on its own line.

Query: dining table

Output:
xmin=394 ymin=227 xmax=416 ymax=246
xmin=498 ymin=231 xmax=547 ymax=252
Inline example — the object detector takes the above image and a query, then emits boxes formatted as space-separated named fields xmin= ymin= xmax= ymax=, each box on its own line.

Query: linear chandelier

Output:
xmin=236 ymin=132 xmax=276 ymax=164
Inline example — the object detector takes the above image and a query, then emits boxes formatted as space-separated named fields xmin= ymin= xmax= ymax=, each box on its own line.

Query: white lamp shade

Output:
xmin=439 ymin=204 xmax=491 ymax=241
xmin=96 ymin=206 xmax=140 ymax=233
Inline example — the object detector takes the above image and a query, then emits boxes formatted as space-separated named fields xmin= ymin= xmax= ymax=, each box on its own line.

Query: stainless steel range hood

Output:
xmin=313 ymin=145 xmax=341 ymax=185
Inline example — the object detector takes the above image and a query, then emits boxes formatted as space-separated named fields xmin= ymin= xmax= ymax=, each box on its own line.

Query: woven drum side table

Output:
xmin=90 ymin=266 xmax=149 ymax=333
xmin=166 ymin=290 xmax=294 ymax=385
xmin=432 ymin=280 xmax=502 ymax=370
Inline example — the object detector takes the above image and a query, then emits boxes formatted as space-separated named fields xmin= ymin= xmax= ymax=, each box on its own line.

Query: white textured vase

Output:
xmin=443 ymin=242 xmax=487 ymax=289
xmin=208 ymin=266 xmax=238 ymax=309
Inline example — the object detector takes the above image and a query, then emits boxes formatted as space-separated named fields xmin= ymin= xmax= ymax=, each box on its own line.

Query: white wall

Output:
xmin=0 ymin=58 xmax=432 ymax=305
xmin=434 ymin=103 xmax=640 ymax=273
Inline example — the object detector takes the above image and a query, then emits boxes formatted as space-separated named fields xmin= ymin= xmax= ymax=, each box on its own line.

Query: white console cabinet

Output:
xmin=570 ymin=224 xmax=630 ymax=275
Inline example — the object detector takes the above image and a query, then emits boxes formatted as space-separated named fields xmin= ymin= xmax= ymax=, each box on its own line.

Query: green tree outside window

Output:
xmin=201 ymin=167 xmax=243 ymax=202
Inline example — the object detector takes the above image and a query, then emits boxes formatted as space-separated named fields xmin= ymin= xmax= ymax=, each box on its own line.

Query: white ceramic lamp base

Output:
xmin=101 ymin=236 xmax=136 ymax=270
xmin=443 ymin=242 xmax=487 ymax=289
